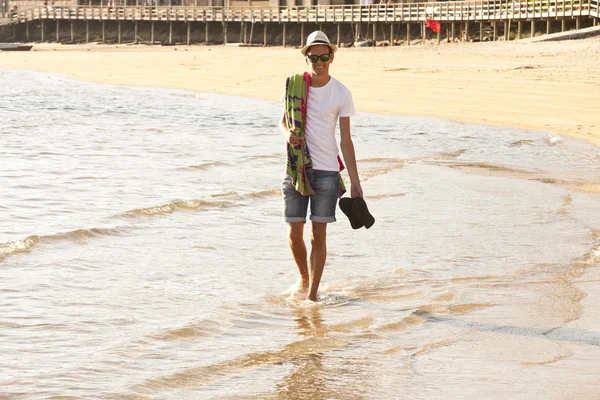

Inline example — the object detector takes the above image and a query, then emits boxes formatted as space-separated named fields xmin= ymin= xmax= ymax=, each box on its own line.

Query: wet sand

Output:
xmin=1 ymin=38 xmax=600 ymax=149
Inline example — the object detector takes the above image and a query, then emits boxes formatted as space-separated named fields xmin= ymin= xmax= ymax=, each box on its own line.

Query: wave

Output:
xmin=188 ymin=161 xmax=231 ymax=170
xmin=129 ymin=316 xmax=371 ymax=396
xmin=358 ymin=150 xmax=467 ymax=181
xmin=244 ymin=189 xmax=281 ymax=199
xmin=209 ymin=189 xmax=280 ymax=201
xmin=440 ymin=161 xmax=598 ymax=193
xmin=1 ymin=193 xmax=258 ymax=261
xmin=444 ymin=161 xmax=533 ymax=175
xmin=148 ymin=317 xmax=231 ymax=342
xmin=124 ymin=199 xmax=235 ymax=217
xmin=0 ymin=227 xmax=124 ymax=262
xmin=358 ymin=160 xmax=408 ymax=181
xmin=377 ymin=314 xmax=426 ymax=333
xmin=367 ymin=193 xmax=405 ymax=200
xmin=510 ymin=139 xmax=535 ymax=147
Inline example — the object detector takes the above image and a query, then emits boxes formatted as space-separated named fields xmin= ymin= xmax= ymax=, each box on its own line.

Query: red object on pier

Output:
xmin=425 ymin=18 xmax=441 ymax=33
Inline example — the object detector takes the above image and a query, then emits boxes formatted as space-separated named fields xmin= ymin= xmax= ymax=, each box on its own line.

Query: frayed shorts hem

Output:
xmin=284 ymin=217 xmax=307 ymax=223
xmin=310 ymin=216 xmax=336 ymax=223
xmin=282 ymin=216 xmax=336 ymax=224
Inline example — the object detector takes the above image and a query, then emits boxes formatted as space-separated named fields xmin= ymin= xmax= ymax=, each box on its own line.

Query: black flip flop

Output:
xmin=339 ymin=197 xmax=363 ymax=230
xmin=352 ymin=196 xmax=375 ymax=229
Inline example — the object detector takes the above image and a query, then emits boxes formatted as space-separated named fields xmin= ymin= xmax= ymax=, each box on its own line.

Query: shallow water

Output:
xmin=1 ymin=69 xmax=600 ymax=399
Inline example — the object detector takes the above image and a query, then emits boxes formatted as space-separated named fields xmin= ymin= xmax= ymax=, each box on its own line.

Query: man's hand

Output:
xmin=351 ymin=181 xmax=363 ymax=198
xmin=286 ymin=129 xmax=302 ymax=147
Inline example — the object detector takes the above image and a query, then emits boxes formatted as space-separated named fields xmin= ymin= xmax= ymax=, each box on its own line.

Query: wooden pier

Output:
xmin=2 ymin=0 xmax=599 ymax=45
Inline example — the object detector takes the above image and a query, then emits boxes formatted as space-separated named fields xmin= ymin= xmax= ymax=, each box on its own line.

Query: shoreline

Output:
xmin=1 ymin=39 xmax=600 ymax=147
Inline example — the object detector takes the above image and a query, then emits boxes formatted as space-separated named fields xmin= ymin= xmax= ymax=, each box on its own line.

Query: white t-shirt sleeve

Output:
xmin=339 ymin=89 xmax=356 ymax=118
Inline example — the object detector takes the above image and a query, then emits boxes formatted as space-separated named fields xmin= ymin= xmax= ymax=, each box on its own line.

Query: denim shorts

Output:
xmin=282 ymin=169 xmax=340 ymax=223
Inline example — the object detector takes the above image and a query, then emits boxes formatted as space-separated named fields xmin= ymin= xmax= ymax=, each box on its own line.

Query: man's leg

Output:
xmin=282 ymin=173 xmax=310 ymax=292
xmin=307 ymin=221 xmax=327 ymax=301
xmin=288 ymin=222 xmax=310 ymax=291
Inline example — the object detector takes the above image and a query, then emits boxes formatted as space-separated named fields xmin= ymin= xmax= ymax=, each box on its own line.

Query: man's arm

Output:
xmin=280 ymin=109 xmax=301 ymax=147
xmin=339 ymin=116 xmax=363 ymax=198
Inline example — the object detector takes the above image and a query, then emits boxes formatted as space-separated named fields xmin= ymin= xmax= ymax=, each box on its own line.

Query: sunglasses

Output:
xmin=307 ymin=53 xmax=332 ymax=63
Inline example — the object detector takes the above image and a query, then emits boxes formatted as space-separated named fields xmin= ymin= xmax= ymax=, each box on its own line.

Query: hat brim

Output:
xmin=301 ymin=43 xmax=338 ymax=56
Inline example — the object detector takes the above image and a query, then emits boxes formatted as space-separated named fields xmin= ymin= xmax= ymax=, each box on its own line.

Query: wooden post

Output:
xmin=390 ymin=23 xmax=393 ymax=46
xmin=479 ymin=21 xmax=483 ymax=42
xmin=561 ymin=19 xmax=565 ymax=32
xmin=41 ymin=20 xmax=45 ymax=42
xmin=576 ymin=18 xmax=580 ymax=29
xmin=301 ymin=23 xmax=304 ymax=46
xmin=451 ymin=22 xmax=455 ymax=41
xmin=492 ymin=21 xmax=497 ymax=40
xmin=118 ymin=21 xmax=121 ymax=44
xmin=465 ymin=22 xmax=469 ymax=41
xmin=151 ymin=21 xmax=155 ymax=44
xmin=338 ymin=23 xmax=341 ymax=46
xmin=373 ymin=23 xmax=376 ymax=43
xmin=71 ymin=21 xmax=74 ymax=43
xmin=407 ymin=23 xmax=410 ymax=45
xmin=244 ymin=22 xmax=247 ymax=44
xmin=26 ymin=22 xmax=30 ymax=41
xmin=249 ymin=20 xmax=254 ymax=46
xmin=135 ymin=21 xmax=138 ymax=44
xmin=505 ymin=21 xmax=509 ymax=40
xmin=531 ymin=21 xmax=535 ymax=38
xmin=264 ymin=23 xmax=267 ymax=46
xmin=102 ymin=20 xmax=105 ymax=42
xmin=56 ymin=20 xmax=59 ymax=42
xmin=283 ymin=23 xmax=286 ymax=47
xmin=169 ymin=22 xmax=172 ymax=44
xmin=517 ymin=21 xmax=521 ymax=39
xmin=86 ymin=20 xmax=89 ymax=43
xmin=205 ymin=22 xmax=209 ymax=43
xmin=546 ymin=19 xmax=551 ymax=34
xmin=437 ymin=25 xmax=441 ymax=44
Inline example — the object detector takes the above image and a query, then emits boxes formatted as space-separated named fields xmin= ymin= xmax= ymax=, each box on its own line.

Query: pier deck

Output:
xmin=5 ymin=0 xmax=599 ymax=25
xmin=1 ymin=0 xmax=598 ymax=45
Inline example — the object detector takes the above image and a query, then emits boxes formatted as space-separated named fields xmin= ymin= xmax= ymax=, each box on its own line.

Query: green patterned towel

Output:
xmin=284 ymin=72 xmax=314 ymax=196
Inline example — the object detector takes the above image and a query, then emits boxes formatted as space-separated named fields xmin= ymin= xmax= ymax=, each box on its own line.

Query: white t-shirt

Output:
xmin=305 ymin=77 xmax=356 ymax=171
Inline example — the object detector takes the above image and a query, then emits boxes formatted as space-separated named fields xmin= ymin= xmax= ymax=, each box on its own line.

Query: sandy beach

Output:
xmin=2 ymin=38 xmax=600 ymax=397
xmin=1 ymin=38 xmax=600 ymax=148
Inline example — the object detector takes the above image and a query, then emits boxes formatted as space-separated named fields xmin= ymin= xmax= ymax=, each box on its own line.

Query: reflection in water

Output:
xmin=277 ymin=308 xmax=327 ymax=399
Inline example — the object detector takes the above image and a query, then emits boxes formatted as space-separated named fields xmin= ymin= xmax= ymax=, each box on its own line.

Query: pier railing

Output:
xmin=7 ymin=0 xmax=599 ymax=25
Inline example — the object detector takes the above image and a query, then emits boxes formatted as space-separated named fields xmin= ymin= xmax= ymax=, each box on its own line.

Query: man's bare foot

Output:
xmin=306 ymin=293 xmax=318 ymax=302
xmin=300 ymin=275 xmax=310 ymax=293
xmin=285 ymin=276 xmax=310 ymax=300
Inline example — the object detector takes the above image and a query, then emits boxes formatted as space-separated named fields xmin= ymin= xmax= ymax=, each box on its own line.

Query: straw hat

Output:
xmin=300 ymin=31 xmax=338 ymax=56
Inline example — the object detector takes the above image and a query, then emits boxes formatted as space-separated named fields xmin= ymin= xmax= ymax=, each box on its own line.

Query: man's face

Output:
xmin=306 ymin=45 xmax=334 ymax=76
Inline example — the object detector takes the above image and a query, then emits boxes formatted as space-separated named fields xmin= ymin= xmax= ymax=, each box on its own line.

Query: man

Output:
xmin=280 ymin=31 xmax=363 ymax=302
